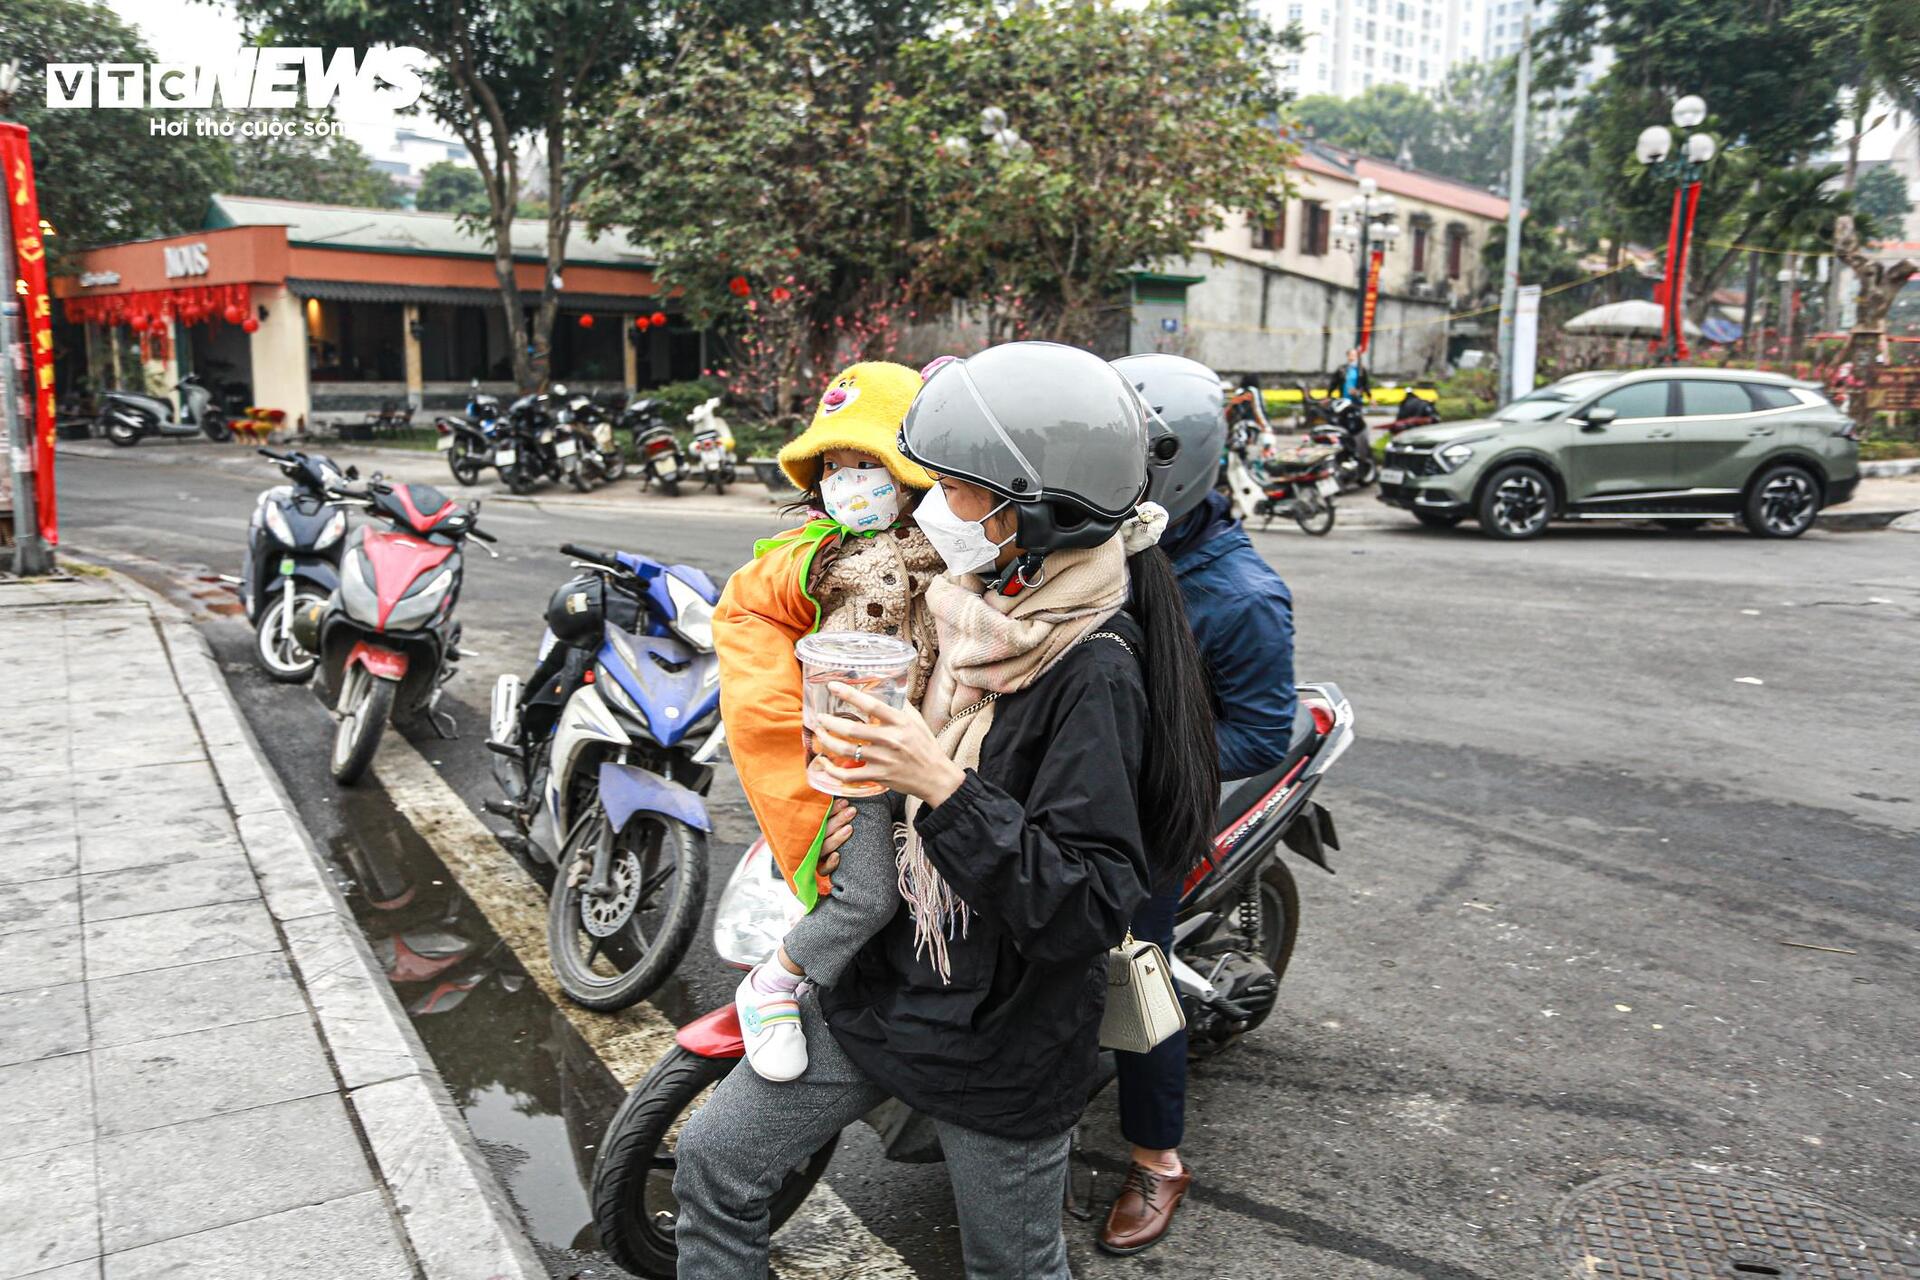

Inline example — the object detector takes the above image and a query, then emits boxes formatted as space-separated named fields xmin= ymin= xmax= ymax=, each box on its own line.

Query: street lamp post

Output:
xmin=0 ymin=59 xmax=53 ymax=576
xmin=1635 ymin=95 xmax=1716 ymax=363
xmin=1334 ymin=178 xmax=1401 ymax=356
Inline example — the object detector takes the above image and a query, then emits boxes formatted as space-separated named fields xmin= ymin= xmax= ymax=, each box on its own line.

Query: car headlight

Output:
xmin=665 ymin=574 xmax=715 ymax=651
xmin=1436 ymin=442 xmax=1475 ymax=473
xmin=264 ymin=502 xmax=295 ymax=547
xmin=313 ymin=507 xmax=347 ymax=550
xmin=596 ymin=661 xmax=645 ymax=721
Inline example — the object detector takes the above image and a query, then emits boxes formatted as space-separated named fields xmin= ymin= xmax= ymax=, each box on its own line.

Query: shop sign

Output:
xmin=78 ymin=271 xmax=121 ymax=287
xmin=163 ymin=242 xmax=210 ymax=278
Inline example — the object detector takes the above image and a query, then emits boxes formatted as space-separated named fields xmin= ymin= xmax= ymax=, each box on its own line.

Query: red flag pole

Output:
xmin=1656 ymin=183 xmax=1684 ymax=360
xmin=1671 ymin=180 xmax=1703 ymax=361
xmin=1 ymin=122 xmax=58 ymax=564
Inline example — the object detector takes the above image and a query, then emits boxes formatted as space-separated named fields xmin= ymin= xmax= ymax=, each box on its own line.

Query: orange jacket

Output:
xmin=713 ymin=521 xmax=841 ymax=909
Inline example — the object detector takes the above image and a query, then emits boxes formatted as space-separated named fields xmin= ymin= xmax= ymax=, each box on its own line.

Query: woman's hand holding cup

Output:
xmin=812 ymin=683 xmax=966 ymax=808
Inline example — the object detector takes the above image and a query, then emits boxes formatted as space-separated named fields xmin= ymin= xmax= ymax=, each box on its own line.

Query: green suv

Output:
xmin=1378 ymin=368 xmax=1860 ymax=539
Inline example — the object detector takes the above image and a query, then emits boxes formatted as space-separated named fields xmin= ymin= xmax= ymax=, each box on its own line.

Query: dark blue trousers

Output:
xmin=1114 ymin=888 xmax=1185 ymax=1151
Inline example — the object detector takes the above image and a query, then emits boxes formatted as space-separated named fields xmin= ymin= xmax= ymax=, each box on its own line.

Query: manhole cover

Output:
xmin=1556 ymin=1170 xmax=1920 ymax=1279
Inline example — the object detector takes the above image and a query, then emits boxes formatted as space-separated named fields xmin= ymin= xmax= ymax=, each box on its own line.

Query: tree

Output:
xmin=415 ymin=160 xmax=490 ymax=216
xmin=899 ymin=0 xmax=1298 ymax=346
xmin=229 ymin=0 xmax=658 ymax=391
xmin=1294 ymin=61 xmax=1526 ymax=189
xmin=580 ymin=20 xmax=920 ymax=398
xmin=1854 ymin=166 xmax=1912 ymax=238
xmin=227 ymin=116 xmax=402 ymax=208
xmin=1832 ymin=215 xmax=1917 ymax=432
xmin=0 ymin=0 xmax=229 ymax=262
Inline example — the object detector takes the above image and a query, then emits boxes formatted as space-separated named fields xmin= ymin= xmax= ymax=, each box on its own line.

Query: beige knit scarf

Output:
xmin=897 ymin=536 xmax=1130 ymax=981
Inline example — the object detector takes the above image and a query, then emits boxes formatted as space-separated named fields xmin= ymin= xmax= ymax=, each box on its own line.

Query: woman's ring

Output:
xmin=854 ymin=744 xmax=865 ymax=765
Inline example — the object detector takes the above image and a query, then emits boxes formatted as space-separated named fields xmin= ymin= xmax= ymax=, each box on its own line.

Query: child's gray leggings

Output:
xmin=779 ymin=792 xmax=898 ymax=986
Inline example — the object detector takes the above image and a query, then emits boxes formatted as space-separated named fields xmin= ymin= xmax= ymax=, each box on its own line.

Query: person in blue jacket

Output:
xmin=1101 ymin=354 xmax=1297 ymax=1255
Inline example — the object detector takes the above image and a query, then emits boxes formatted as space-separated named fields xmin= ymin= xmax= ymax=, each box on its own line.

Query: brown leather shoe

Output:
xmin=1098 ymin=1161 xmax=1192 ymax=1255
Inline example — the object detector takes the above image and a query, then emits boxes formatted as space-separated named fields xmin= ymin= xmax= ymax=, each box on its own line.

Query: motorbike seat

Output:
xmin=1215 ymin=711 xmax=1322 ymax=829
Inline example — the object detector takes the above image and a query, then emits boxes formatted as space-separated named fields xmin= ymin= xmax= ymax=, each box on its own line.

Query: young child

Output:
xmin=712 ymin=361 xmax=943 ymax=1081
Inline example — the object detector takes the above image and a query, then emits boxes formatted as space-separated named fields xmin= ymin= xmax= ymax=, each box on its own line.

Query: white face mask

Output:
xmin=821 ymin=465 xmax=901 ymax=533
xmin=916 ymin=483 xmax=1015 ymax=576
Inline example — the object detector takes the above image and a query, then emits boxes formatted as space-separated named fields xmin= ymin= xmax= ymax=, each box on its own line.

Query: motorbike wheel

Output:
xmin=1293 ymin=490 xmax=1336 ymax=537
xmin=602 ymin=452 xmax=628 ymax=483
xmin=330 ymin=668 xmax=395 ymax=785
xmin=1344 ymin=452 xmax=1378 ymax=490
xmin=202 ymin=419 xmax=233 ymax=443
xmin=448 ymin=438 xmax=484 ymax=486
xmin=253 ymin=587 xmax=328 ymax=683
xmin=1240 ymin=862 xmax=1302 ymax=1034
xmin=547 ymin=805 xmax=708 ymax=1011
xmin=570 ymin=464 xmax=593 ymax=494
xmin=592 ymin=1048 xmax=836 ymax=1279
xmin=505 ymin=464 xmax=539 ymax=496
xmin=656 ymin=474 xmax=681 ymax=498
xmin=104 ymin=416 xmax=140 ymax=447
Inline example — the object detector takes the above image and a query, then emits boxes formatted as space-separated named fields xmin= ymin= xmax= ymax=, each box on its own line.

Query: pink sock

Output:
xmin=752 ymin=960 xmax=802 ymax=995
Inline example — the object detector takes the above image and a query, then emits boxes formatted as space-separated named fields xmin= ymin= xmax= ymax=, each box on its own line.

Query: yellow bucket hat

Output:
xmin=777 ymin=361 xmax=936 ymax=492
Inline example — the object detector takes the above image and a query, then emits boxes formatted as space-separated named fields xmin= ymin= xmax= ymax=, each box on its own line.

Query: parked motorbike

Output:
xmin=1386 ymin=389 xmax=1441 ymax=435
xmin=1297 ymin=386 xmax=1377 ymax=490
xmin=240 ymin=449 xmax=352 ymax=682
xmin=588 ymin=683 xmax=1355 ymax=1277
xmin=1223 ymin=441 xmax=1340 ymax=536
xmin=438 ymin=383 xmax=509 ymax=487
xmin=485 ymin=543 xmax=724 ymax=1010
xmin=493 ymin=394 xmax=561 ymax=495
xmin=555 ymin=388 xmax=626 ymax=491
xmin=98 ymin=373 xmax=232 ymax=446
xmin=305 ymin=478 xmax=496 ymax=784
xmin=686 ymin=398 xmax=738 ymax=494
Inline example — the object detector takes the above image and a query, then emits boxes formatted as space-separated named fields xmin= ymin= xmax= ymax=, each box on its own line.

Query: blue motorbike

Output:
xmin=436 ymin=381 xmax=510 ymax=488
xmin=487 ymin=543 xmax=724 ymax=1010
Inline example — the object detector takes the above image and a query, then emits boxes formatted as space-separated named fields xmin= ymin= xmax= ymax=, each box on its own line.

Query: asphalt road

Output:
xmin=54 ymin=446 xmax=1920 ymax=1279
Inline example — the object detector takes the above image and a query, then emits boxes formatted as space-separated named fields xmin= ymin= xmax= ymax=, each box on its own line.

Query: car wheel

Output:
xmin=1742 ymin=465 xmax=1820 ymax=538
xmin=1476 ymin=464 xmax=1553 ymax=540
xmin=1413 ymin=510 xmax=1463 ymax=530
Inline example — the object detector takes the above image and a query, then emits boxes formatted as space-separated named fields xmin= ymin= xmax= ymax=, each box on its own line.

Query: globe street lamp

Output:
xmin=1637 ymin=95 xmax=1717 ymax=362
xmin=1334 ymin=177 xmax=1402 ymax=355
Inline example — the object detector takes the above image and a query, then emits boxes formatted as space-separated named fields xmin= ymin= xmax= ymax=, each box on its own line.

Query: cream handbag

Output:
xmin=1099 ymin=931 xmax=1187 ymax=1053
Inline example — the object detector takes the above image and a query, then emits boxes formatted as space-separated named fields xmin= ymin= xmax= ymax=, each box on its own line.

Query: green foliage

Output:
xmin=226 ymin=115 xmax=402 ymax=208
xmin=647 ymin=379 xmax=724 ymax=427
xmin=1294 ymin=61 xmax=1531 ymax=190
xmin=897 ymin=0 xmax=1298 ymax=344
xmin=1 ymin=0 xmax=229 ymax=262
xmin=1854 ymin=166 xmax=1912 ymax=237
xmin=415 ymin=161 xmax=489 ymax=216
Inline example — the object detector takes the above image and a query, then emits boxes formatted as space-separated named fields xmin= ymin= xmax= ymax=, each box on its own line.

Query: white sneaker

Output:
xmin=735 ymin=966 xmax=807 ymax=1082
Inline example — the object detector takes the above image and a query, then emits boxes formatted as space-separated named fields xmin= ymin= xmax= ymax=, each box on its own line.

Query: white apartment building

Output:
xmin=1277 ymin=0 xmax=1487 ymax=98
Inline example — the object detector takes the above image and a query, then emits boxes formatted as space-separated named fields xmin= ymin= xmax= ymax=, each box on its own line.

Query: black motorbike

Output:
xmin=493 ymin=393 xmax=562 ymax=495
xmin=555 ymin=388 xmax=626 ymax=491
xmin=438 ymin=383 xmax=509 ymax=487
xmin=240 ymin=448 xmax=352 ymax=683
xmin=98 ymin=373 xmax=231 ymax=446
xmin=588 ymin=684 xmax=1356 ymax=1276
xmin=622 ymin=398 xmax=687 ymax=497
xmin=1298 ymin=385 xmax=1377 ymax=490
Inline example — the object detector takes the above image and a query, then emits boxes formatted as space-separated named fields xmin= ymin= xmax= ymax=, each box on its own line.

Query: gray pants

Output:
xmin=781 ymin=793 xmax=899 ymax=987
xmin=674 ymin=986 xmax=1074 ymax=1279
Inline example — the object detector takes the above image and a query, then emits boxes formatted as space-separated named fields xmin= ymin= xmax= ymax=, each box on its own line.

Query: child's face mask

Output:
xmin=821 ymin=464 xmax=901 ymax=532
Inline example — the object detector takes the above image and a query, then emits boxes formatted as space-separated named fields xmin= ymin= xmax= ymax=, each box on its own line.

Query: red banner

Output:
xmin=1 ymin=123 xmax=57 ymax=545
xmin=1359 ymin=247 xmax=1385 ymax=353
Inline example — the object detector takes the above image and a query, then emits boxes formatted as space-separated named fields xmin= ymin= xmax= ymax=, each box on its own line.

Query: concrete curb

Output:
xmin=1817 ymin=506 xmax=1920 ymax=531
xmin=1860 ymin=458 xmax=1920 ymax=477
xmin=98 ymin=564 xmax=546 ymax=1280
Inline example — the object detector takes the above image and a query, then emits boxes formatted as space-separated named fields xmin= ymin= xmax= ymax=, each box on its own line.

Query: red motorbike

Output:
xmin=588 ymin=683 xmax=1356 ymax=1277
xmin=307 ymin=478 xmax=496 ymax=784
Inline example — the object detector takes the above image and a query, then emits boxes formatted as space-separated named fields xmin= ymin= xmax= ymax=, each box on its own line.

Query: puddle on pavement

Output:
xmin=325 ymin=794 xmax=638 ymax=1273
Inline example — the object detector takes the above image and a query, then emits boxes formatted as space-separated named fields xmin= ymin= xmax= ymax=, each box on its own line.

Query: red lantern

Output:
xmin=130 ymin=314 xmax=149 ymax=332
xmin=578 ymin=313 xmax=595 ymax=329
xmin=633 ymin=315 xmax=649 ymax=331
xmin=224 ymin=305 xmax=243 ymax=325
xmin=242 ymin=316 xmax=260 ymax=334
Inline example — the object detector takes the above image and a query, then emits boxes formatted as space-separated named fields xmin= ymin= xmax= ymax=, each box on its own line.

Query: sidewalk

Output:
xmin=0 ymin=571 xmax=541 ymax=1280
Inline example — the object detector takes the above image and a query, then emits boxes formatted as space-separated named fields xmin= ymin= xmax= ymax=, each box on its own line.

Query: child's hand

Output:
xmin=818 ymin=799 xmax=856 ymax=874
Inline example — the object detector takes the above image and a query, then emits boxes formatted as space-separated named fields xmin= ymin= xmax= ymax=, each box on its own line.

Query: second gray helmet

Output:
xmin=899 ymin=341 xmax=1150 ymax=552
xmin=1112 ymin=353 xmax=1227 ymax=526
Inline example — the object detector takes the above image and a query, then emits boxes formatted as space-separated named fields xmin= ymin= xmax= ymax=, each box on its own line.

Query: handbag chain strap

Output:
xmin=945 ymin=628 xmax=1138 ymax=725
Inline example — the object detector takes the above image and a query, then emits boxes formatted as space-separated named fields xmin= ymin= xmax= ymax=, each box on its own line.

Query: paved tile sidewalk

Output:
xmin=0 ymin=573 xmax=541 ymax=1280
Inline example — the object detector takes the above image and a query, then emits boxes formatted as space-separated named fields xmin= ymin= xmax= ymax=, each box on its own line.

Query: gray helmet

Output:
xmin=900 ymin=342 xmax=1149 ymax=552
xmin=1112 ymin=353 xmax=1226 ymax=525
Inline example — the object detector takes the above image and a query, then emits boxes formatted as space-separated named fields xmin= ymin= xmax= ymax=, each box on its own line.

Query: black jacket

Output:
xmin=820 ymin=611 xmax=1150 ymax=1139
xmin=1325 ymin=363 xmax=1372 ymax=401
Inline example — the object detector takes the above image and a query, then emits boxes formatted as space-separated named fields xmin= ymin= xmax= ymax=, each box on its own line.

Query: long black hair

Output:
xmin=1128 ymin=542 xmax=1219 ymax=892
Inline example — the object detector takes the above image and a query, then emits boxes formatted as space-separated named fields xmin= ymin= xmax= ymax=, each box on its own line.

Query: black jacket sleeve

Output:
xmin=912 ymin=660 xmax=1151 ymax=964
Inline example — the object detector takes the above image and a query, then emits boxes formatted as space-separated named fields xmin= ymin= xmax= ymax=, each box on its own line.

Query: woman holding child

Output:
xmin=677 ymin=341 xmax=1219 ymax=1278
